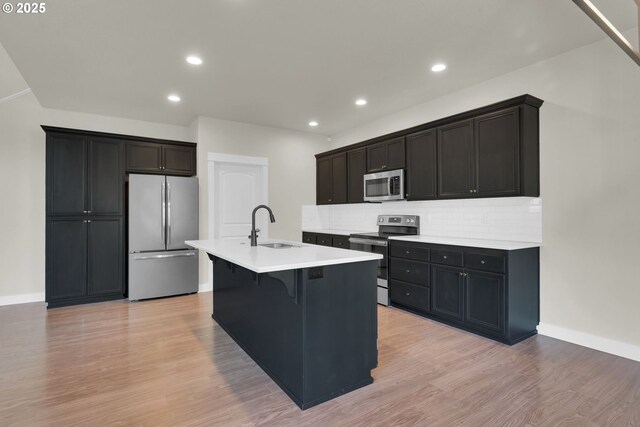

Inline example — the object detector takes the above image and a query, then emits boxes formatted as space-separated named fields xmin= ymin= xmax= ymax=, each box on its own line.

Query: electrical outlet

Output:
xmin=308 ymin=267 xmax=323 ymax=280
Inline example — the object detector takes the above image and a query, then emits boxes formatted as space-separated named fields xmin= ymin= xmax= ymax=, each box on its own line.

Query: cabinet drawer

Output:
xmin=316 ymin=235 xmax=333 ymax=247
xmin=390 ymin=280 xmax=430 ymax=312
xmin=332 ymin=236 xmax=350 ymax=249
xmin=390 ymin=258 xmax=429 ymax=286
xmin=390 ymin=242 xmax=430 ymax=261
xmin=431 ymin=249 xmax=463 ymax=267
xmin=302 ymin=233 xmax=317 ymax=244
xmin=464 ymin=252 xmax=505 ymax=274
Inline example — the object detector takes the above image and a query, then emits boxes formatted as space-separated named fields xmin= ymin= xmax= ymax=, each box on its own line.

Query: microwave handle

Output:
xmin=388 ymin=177 xmax=392 ymax=196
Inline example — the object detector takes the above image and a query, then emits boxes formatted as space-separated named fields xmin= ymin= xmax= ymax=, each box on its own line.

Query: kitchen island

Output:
xmin=186 ymin=238 xmax=382 ymax=410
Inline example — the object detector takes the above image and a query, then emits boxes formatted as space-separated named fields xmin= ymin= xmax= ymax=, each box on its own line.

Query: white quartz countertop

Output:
xmin=389 ymin=235 xmax=540 ymax=250
xmin=302 ymin=229 xmax=368 ymax=236
xmin=186 ymin=238 xmax=382 ymax=273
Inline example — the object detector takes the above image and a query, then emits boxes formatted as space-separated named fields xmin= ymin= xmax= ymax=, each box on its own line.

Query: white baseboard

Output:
xmin=198 ymin=282 xmax=212 ymax=293
xmin=0 ymin=292 xmax=45 ymax=307
xmin=538 ymin=323 xmax=640 ymax=362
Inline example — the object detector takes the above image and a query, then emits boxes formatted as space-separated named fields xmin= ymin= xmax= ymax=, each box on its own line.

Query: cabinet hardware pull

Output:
xmin=480 ymin=260 xmax=485 ymax=264
xmin=463 ymin=273 xmax=467 ymax=277
xmin=405 ymin=292 xmax=410 ymax=296
xmin=443 ymin=255 xmax=448 ymax=259
xmin=469 ymin=189 xmax=473 ymax=193
xmin=406 ymin=250 xmax=410 ymax=254
xmin=459 ymin=272 xmax=463 ymax=276
xmin=405 ymin=269 xmax=411 ymax=273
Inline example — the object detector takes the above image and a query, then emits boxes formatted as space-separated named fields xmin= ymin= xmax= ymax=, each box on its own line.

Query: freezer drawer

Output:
xmin=128 ymin=250 xmax=198 ymax=300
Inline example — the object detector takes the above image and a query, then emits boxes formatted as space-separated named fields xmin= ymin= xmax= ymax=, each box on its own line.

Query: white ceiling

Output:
xmin=0 ymin=0 xmax=636 ymax=135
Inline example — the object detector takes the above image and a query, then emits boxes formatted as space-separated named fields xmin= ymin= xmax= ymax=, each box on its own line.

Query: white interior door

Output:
xmin=208 ymin=154 xmax=268 ymax=241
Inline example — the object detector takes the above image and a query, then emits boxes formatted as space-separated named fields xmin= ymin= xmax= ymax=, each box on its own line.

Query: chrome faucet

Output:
xmin=250 ymin=205 xmax=276 ymax=246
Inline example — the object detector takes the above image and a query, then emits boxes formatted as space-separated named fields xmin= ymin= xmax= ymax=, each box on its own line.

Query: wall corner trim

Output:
xmin=0 ymin=292 xmax=45 ymax=307
xmin=198 ymin=282 xmax=213 ymax=293
xmin=538 ymin=322 xmax=640 ymax=362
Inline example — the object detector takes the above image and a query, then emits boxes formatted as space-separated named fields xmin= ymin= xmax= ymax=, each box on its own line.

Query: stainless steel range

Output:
xmin=349 ymin=215 xmax=419 ymax=306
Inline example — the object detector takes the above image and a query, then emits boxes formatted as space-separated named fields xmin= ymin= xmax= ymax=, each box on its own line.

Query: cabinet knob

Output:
xmin=405 ymin=269 xmax=411 ymax=273
xmin=405 ymin=292 xmax=410 ymax=296
xmin=328 ymin=199 xmax=332 ymax=202
xmin=382 ymin=165 xmax=387 ymax=169
xmin=469 ymin=189 xmax=473 ymax=193
xmin=480 ymin=260 xmax=485 ymax=264
xmin=405 ymin=250 xmax=410 ymax=254
xmin=443 ymin=255 xmax=448 ymax=260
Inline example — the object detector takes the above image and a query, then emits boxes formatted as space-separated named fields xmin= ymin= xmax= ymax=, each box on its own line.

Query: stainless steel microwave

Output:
xmin=363 ymin=169 xmax=405 ymax=202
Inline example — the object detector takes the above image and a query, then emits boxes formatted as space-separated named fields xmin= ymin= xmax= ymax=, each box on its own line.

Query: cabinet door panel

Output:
xmin=125 ymin=141 xmax=162 ymax=173
xmin=406 ymin=129 xmax=436 ymax=200
xmin=366 ymin=142 xmax=387 ymax=172
xmin=332 ymin=236 xmax=350 ymax=249
xmin=386 ymin=137 xmax=406 ymax=170
xmin=437 ymin=120 xmax=474 ymax=198
xmin=431 ymin=265 xmax=464 ymax=321
xmin=347 ymin=149 xmax=366 ymax=203
xmin=475 ymin=108 xmax=520 ymax=197
xmin=88 ymin=218 xmax=123 ymax=296
xmin=389 ymin=258 xmax=429 ymax=286
xmin=331 ymin=153 xmax=347 ymax=204
xmin=47 ymin=135 xmax=86 ymax=215
xmin=88 ymin=139 xmax=123 ymax=215
xmin=302 ymin=232 xmax=317 ymax=244
xmin=47 ymin=219 xmax=87 ymax=301
xmin=316 ymin=157 xmax=333 ymax=205
xmin=164 ymin=145 xmax=196 ymax=175
xmin=465 ymin=271 xmax=504 ymax=333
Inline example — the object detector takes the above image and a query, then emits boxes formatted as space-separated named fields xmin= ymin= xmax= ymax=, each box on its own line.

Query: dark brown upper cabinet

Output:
xmin=47 ymin=134 xmax=124 ymax=216
xmin=316 ymin=153 xmax=347 ymax=205
xmin=313 ymin=95 xmax=542 ymax=205
xmin=437 ymin=106 xmax=536 ymax=199
xmin=474 ymin=107 xmax=520 ymax=197
xmin=437 ymin=119 xmax=475 ymax=198
xmin=125 ymin=141 xmax=196 ymax=176
xmin=347 ymin=148 xmax=366 ymax=203
xmin=366 ymin=136 xmax=405 ymax=172
xmin=406 ymin=129 xmax=437 ymax=200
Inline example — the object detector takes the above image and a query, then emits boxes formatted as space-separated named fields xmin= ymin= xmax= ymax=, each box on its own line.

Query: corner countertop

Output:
xmin=389 ymin=235 xmax=540 ymax=250
xmin=186 ymin=238 xmax=382 ymax=273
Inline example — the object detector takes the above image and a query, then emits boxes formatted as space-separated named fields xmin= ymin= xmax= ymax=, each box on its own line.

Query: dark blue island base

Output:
xmin=208 ymin=254 xmax=378 ymax=410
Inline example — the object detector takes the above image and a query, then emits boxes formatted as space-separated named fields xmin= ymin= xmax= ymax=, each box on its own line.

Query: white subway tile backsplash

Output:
xmin=301 ymin=197 xmax=542 ymax=243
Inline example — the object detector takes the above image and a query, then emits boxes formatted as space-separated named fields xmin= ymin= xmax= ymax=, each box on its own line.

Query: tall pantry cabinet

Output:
xmin=45 ymin=128 xmax=125 ymax=308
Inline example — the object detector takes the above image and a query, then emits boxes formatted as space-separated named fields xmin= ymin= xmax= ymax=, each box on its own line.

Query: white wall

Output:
xmin=0 ymin=42 xmax=194 ymax=304
xmin=193 ymin=116 xmax=328 ymax=286
xmin=329 ymin=32 xmax=640 ymax=356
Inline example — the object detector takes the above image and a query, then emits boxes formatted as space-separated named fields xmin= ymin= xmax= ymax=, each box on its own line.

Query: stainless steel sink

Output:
xmin=258 ymin=243 xmax=301 ymax=249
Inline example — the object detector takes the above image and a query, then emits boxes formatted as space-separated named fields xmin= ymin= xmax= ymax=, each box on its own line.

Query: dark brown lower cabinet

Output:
xmin=46 ymin=217 xmax=124 ymax=307
xmin=431 ymin=265 xmax=464 ymax=322
xmin=302 ymin=232 xmax=350 ymax=249
xmin=390 ymin=241 xmax=539 ymax=345
xmin=465 ymin=270 xmax=504 ymax=333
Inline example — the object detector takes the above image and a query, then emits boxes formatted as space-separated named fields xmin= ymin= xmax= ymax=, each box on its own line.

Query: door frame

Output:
xmin=207 ymin=152 xmax=269 ymax=240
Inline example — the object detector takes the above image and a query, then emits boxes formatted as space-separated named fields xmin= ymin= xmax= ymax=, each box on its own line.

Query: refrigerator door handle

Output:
xmin=167 ymin=182 xmax=172 ymax=245
xmin=133 ymin=252 xmax=196 ymax=260
xmin=161 ymin=181 xmax=166 ymax=245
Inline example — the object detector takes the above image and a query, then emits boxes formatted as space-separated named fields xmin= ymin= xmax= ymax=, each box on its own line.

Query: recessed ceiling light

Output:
xmin=167 ymin=94 xmax=181 ymax=102
xmin=309 ymin=121 xmax=318 ymax=127
xmin=355 ymin=99 xmax=367 ymax=106
xmin=186 ymin=56 xmax=202 ymax=65
xmin=431 ymin=63 xmax=447 ymax=72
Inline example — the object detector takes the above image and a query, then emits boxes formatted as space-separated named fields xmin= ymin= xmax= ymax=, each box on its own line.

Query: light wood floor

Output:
xmin=1 ymin=293 xmax=639 ymax=426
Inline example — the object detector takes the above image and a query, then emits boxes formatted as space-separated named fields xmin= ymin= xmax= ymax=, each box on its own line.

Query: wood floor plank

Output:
xmin=1 ymin=292 xmax=639 ymax=426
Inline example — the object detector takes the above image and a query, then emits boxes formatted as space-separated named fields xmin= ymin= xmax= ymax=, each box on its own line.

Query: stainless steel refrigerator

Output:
xmin=128 ymin=174 xmax=199 ymax=300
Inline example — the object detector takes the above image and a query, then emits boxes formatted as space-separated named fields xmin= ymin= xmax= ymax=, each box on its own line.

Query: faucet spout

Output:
xmin=250 ymin=205 xmax=276 ymax=246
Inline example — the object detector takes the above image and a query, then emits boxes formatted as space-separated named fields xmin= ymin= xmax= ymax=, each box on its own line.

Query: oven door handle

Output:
xmin=349 ymin=237 xmax=388 ymax=247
